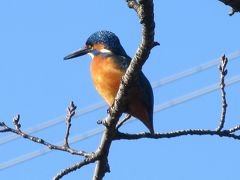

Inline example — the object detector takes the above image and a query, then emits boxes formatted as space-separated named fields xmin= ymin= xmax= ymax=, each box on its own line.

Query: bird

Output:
xmin=64 ymin=30 xmax=154 ymax=133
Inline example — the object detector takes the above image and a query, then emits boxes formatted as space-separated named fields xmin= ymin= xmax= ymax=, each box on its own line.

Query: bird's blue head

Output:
xmin=64 ymin=31 xmax=128 ymax=60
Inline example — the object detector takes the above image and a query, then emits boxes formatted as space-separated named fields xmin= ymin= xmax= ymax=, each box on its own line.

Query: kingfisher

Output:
xmin=64 ymin=31 xmax=154 ymax=133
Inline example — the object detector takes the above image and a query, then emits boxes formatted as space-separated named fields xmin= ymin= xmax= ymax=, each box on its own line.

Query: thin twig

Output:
xmin=64 ymin=101 xmax=76 ymax=148
xmin=0 ymin=122 xmax=10 ymax=132
xmin=225 ymin=125 xmax=240 ymax=134
xmin=53 ymin=155 xmax=98 ymax=180
xmin=13 ymin=114 xmax=21 ymax=130
xmin=127 ymin=0 xmax=140 ymax=12
xmin=116 ymin=114 xmax=132 ymax=130
xmin=0 ymin=108 xmax=91 ymax=157
xmin=216 ymin=55 xmax=228 ymax=131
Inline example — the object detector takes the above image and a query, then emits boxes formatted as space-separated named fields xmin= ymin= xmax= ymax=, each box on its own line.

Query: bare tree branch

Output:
xmin=0 ymin=105 xmax=91 ymax=158
xmin=218 ymin=0 xmax=240 ymax=15
xmin=116 ymin=114 xmax=132 ymax=130
xmin=216 ymin=55 xmax=228 ymax=131
xmin=64 ymin=101 xmax=76 ymax=148
xmin=0 ymin=122 xmax=10 ymax=132
xmin=114 ymin=128 xmax=240 ymax=140
xmin=228 ymin=125 xmax=240 ymax=133
xmin=53 ymin=155 xmax=98 ymax=180
xmin=92 ymin=0 xmax=158 ymax=179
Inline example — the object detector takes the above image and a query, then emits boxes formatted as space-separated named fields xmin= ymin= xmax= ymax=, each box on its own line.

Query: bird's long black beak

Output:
xmin=64 ymin=47 xmax=92 ymax=60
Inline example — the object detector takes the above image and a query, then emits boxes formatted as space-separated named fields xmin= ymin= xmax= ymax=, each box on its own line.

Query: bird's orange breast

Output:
xmin=90 ymin=54 xmax=125 ymax=106
xmin=90 ymin=53 xmax=154 ymax=133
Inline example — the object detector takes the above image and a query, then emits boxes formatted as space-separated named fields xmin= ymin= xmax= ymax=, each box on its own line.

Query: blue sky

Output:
xmin=1 ymin=1 xmax=240 ymax=179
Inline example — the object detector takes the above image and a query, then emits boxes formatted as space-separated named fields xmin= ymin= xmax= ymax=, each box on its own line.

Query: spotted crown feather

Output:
xmin=86 ymin=31 xmax=129 ymax=57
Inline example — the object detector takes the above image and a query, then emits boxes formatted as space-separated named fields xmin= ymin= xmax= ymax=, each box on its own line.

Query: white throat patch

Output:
xmin=88 ymin=53 xmax=94 ymax=58
xmin=99 ymin=49 xmax=112 ymax=53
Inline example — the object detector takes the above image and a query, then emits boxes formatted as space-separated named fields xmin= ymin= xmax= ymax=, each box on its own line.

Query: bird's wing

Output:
xmin=116 ymin=55 xmax=154 ymax=117
xmin=138 ymin=71 xmax=154 ymax=121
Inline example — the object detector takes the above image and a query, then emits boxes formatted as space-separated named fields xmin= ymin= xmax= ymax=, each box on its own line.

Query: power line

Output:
xmin=1 ymin=75 xmax=240 ymax=170
xmin=151 ymin=50 xmax=240 ymax=88
xmin=0 ymin=128 xmax=103 ymax=170
xmin=154 ymin=75 xmax=240 ymax=110
xmin=0 ymin=101 xmax=106 ymax=145
xmin=1 ymin=50 xmax=240 ymax=145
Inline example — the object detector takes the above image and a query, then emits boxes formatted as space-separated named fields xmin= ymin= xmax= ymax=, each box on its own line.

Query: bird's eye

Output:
xmin=87 ymin=44 xmax=93 ymax=49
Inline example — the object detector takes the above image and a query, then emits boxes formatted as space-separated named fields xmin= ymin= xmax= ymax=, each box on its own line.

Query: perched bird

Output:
xmin=64 ymin=31 xmax=154 ymax=133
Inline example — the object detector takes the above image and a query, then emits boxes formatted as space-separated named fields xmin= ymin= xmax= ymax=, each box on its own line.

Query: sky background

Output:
xmin=1 ymin=0 xmax=240 ymax=180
